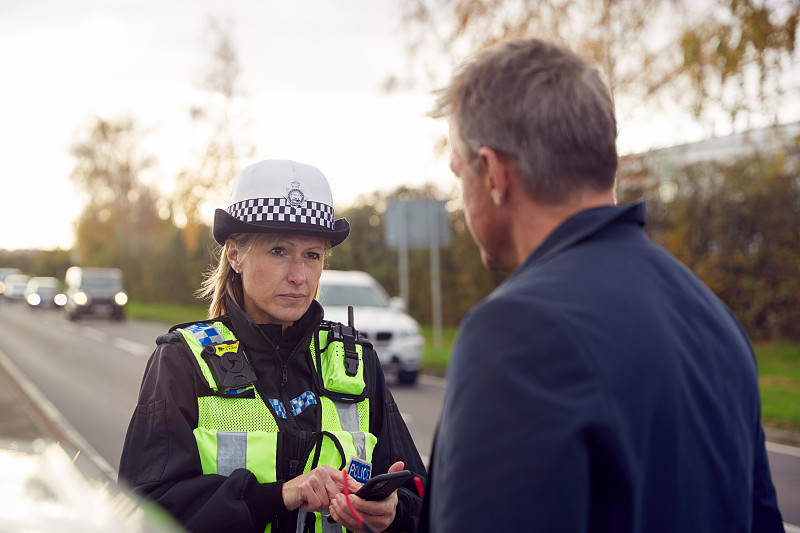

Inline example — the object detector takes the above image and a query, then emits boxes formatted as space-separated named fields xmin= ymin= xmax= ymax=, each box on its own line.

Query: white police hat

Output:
xmin=213 ymin=160 xmax=350 ymax=247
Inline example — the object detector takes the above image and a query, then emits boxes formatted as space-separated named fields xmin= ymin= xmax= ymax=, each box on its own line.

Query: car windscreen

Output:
xmin=81 ymin=276 xmax=122 ymax=288
xmin=320 ymin=284 xmax=388 ymax=307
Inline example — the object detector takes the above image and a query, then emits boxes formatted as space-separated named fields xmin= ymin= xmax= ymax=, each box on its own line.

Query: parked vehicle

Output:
xmin=63 ymin=267 xmax=128 ymax=321
xmin=25 ymin=277 xmax=67 ymax=308
xmin=319 ymin=270 xmax=424 ymax=385
xmin=2 ymin=274 xmax=30 ymax=302
xmin=0 ymin=268 xmax=22 ymax=296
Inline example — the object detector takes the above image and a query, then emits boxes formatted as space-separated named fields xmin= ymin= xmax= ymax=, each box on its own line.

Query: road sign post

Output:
xmin=385 ymin=199 xmax=452 ymax=347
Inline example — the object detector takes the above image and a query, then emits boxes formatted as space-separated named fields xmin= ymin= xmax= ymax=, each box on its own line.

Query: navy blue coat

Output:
xmin=424 ymin=202 xmax=783 ymax=532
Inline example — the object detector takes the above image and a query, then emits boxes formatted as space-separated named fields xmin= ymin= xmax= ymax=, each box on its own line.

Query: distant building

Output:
xmin=618 ymin=121 xmax=800 ymax=190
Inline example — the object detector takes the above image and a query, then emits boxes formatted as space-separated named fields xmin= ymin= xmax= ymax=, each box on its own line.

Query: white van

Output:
xmin=319 ymin=270 xmax=424 ymax=385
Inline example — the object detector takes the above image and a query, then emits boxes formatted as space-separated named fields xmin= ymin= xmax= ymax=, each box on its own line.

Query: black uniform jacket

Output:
xmin=119 ymin=296 xmax=426 ymax=533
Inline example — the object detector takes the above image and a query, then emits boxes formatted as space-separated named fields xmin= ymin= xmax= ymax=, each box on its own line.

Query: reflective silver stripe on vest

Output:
xmin=217 ymin=431 xmax=247 ymax=476
xmin=334 ymin=402 xmax=366 ymax=459
xmin=296 ymin=510 xmax=341 ymax=533
xmin=296 ymin=509 xmax=307 ymax=533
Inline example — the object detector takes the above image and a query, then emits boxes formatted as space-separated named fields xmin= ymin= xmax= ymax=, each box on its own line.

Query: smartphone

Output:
xmin=354 ymin=470 xmax=413 ymax=501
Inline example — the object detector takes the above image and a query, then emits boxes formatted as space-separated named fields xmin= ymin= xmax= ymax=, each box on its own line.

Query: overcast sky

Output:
xmin=1 ymin=1 xmax=797 ymax=252
xmin=0 ymin=0 xmax=451 ymax=251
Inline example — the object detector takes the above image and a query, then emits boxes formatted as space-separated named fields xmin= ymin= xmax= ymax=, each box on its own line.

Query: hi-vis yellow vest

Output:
xmin=177 ymin=321 xmax=377 ymax=533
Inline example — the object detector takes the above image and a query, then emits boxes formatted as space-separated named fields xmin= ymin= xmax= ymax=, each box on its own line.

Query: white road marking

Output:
xmin=0 ymin=346 xmax=116 ymax=478
xmin=784 ymin=523 xmax=800 ymax=532
xmin=79 ymin=326 xmax=109 ymax=344
xmin=112 ymin=337 xmax=152 ymax=357
xmin=766 ymin=441 xmax=800 ymax=458
xmin=77 ymin=325 xmax=151 ymax=357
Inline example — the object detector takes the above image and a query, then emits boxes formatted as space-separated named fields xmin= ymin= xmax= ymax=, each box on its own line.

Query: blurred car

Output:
xmin=63 ymin=266 xmax=128 ymax=321
xmin=0 ymin=438 xmax=185 ymax=533
xmin=25 ymin=276 xmax=67 ymax=308
xmin=2 ymin=274 xmax=30 ymax=302
xmin=0 ymin=267 xmax=21 ymax=296
xmin=319 ymin=270 xmax=424 ymax=385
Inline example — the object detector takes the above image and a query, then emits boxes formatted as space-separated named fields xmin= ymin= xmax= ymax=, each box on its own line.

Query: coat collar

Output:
xmin=224 ymin=293 xmax=323 ymax=351
xmin=516 ymin=201 xmax=645 ymax=274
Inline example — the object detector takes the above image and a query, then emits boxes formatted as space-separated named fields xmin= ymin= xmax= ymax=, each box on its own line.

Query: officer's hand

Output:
xmin=282 ymin=465 xmax=359 ymax=512
xmin=328 ymin=461 xmax=404 ymax=533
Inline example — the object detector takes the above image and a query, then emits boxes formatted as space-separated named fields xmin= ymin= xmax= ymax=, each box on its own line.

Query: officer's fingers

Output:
xmin=311 ymin=466 xmax=344 ymax=498
xmin=323 ymin=473 xmax=343 ymax=501
xmin=329 ymin=494 xmax=361 ymax=532
xmin=341 ymin=473 xmax=361 ymax=494
xmin=282 ymin=478 xmax=307 ymax=510
xmin=321 ymin=464 xmax=346 ymax=483
xmin=308 ymin=473 xmax=334 ymax=509
xmin=327 ymin=465 xmax=359 ymax=493
xmin=351 ymin=493 xmax=398 ymax=532
xmin=299 ymin=486 xmax=325 ymax=511
xmin=349 ymin=478 xmax=363 ymax=493
xmin=315 ymin=464 xmax=338 ymax=477
xmin=387 ymin=461 xmax=405 ymax=474
xmin=353 ymin=490 xmax=398 ymax=512
xmin=287 ymin=470 xmax=328 ymax=511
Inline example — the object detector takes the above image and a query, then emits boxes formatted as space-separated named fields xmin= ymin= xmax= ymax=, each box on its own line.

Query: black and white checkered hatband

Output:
xmin=227 ymin=197 xmax=334 ymax=230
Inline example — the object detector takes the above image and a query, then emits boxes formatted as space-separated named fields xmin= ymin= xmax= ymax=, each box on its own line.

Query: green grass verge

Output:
xmin=421 ymin=326 xmax=459 ymax=377
xmin=754 ymin=342 xmax=800 ymax=432
xmin=125 ymin=301 xmax=208 ymax=325
xmin=125 ymin=303 xmax=800 ymax=431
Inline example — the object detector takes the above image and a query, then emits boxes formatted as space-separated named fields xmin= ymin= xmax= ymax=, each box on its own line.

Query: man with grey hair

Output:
xmin=420 ymin=38 xmax=783 ymax=532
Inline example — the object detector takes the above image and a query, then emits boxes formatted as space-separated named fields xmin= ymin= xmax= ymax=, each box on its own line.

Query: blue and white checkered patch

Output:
xmin=269 ymin=398 xmax=287 ymax=419
xmin=290 ymin=391 xmax=317 ymax=416
xmin=184 ymin=323 xmax=225 ymax=347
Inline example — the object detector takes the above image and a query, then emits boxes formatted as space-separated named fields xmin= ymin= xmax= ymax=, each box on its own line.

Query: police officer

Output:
xmin=119 ymin=160 xmax=426 ymax=533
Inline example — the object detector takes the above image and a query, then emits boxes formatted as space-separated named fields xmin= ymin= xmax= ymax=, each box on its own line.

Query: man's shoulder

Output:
xmin=462 ymin=278 xmax=564 ymax=340
xmin=478 ymin=263 xmax=562 ymax=308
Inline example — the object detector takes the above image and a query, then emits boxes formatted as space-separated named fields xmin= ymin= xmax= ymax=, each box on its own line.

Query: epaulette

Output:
xmin=168 ymin=315 xmax=229 ymax=333
xmin=156 ymin=331 xmax=183 ymax=345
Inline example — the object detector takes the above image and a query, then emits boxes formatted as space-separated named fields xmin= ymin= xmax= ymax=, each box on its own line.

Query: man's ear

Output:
xmin=477 ymin=146 xmax=510 ymax=207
